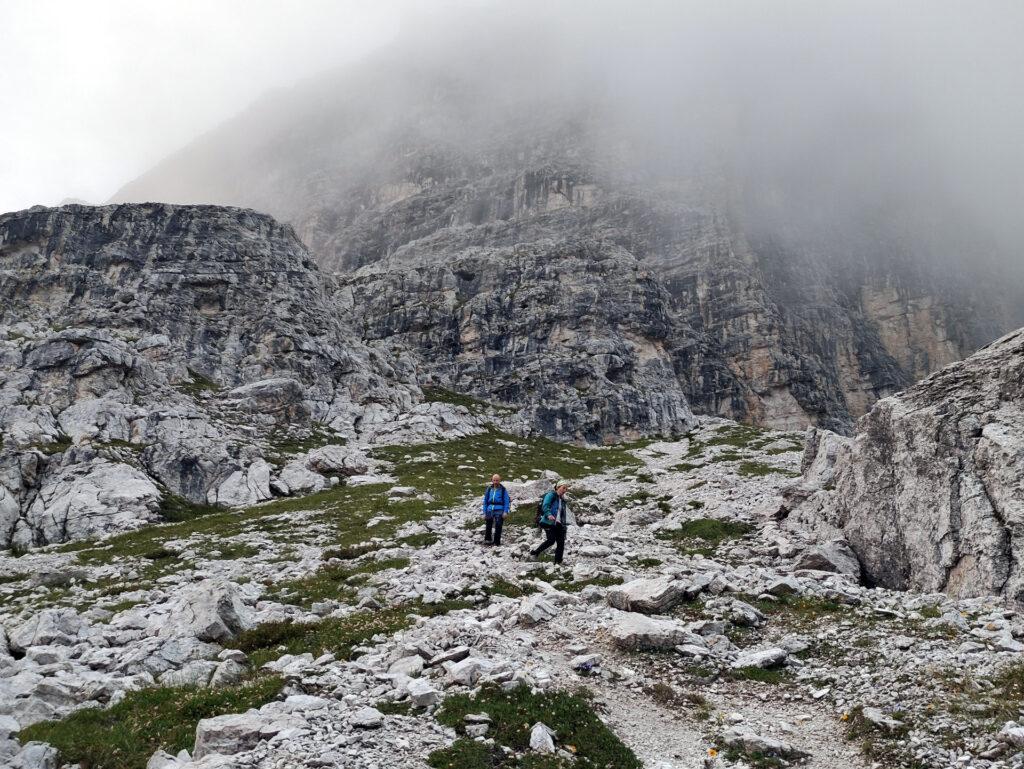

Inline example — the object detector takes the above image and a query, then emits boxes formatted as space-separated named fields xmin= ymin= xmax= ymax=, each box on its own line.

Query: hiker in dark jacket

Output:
xmin=532 ymin=480 xmax=570 ymax=563
xmin=482 ymin=473 xmax=511 ymax=546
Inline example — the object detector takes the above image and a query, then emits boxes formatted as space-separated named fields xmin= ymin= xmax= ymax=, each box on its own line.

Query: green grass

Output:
xmin=29 ymin=434 xmax=73 ymax=455
xmin=744 ymin=594 xmax=848 ymax=629
xmin=422 ymin=386 xmax=515 ymax=415
xmin=730 ymin=666 xmax=791 ymax=685
xmin=373 ymin=428 xmax=644 ymax=513
xmin=554 ymin=575 xmax=624 ymax=593
xmin=431 ymin=685 xmax=642 ymax=769
xmin=615 ymin=490 xmax=653 ymax=507
xmin=265 ymin=423 xmax=347 ymax=465
xmin=398 ymin=532 xmax=439 ymax=548
xmin=655 ymin=518 xmax=753 ymax=556
xmin=226 ymin=599 xmax=472 ymax=668
xmin=176 ymin=368 xmax=221 ymax=396
xmin=18 ymin=675 xmax=283 ymax=769
xmin=265 ymin=557 xmax=409 ymax=609
xmin=631 ymin=557 xmax=663 ymax=568
xmin=157 ymin=492 xmax=223 ymax=523
xmin=736 ymin=461 xmax=799 ymax=478
xmin=485 ymin=577 xmax=539 ymax=599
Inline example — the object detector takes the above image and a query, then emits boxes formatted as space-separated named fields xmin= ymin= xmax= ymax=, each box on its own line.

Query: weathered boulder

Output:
xmin=606 ymin=577 xmax=685 ymax=614
xmin=784 ymin=327 xmax=1024 ymax=601
xmin=156 ymin=582 xmax=252 ymax=643
xmin=8 ymin=609 xmax=88 ymax=654
xmin=795 ymin=541 xmax=861 ymax=578
xmin=609 ymin=611 xmax=693 ymax=651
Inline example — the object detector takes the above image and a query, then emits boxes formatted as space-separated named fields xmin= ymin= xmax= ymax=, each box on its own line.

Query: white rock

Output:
xmin=606 ymin=577 xmax=685 ymax=614
xmin=610 ymin=611 xmax=693 ymax=651
xmin=351 ymin=707 xmax=384 ymax=729
xmin=529 ymin=722 xmax=556 ymax=753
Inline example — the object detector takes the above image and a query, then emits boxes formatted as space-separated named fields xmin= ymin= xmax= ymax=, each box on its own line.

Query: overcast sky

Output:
xmin=3 ymin=0 xmax=1023 ymax=243
xmin=0 ymin=0 xmax=439 ymax=213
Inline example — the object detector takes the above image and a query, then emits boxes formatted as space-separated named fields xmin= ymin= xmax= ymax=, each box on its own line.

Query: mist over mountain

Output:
xmin=114 ymin=0 xmax=1024 ymax=433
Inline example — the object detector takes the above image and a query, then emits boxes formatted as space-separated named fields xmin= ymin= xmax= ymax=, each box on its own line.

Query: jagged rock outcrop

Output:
xmin=783 ymin=327 xmax=1024 ymax=602
xmin=0 ymin=203 xmax=423 ymax=548
xmin=112 ymin=49 xmax=1024 ymax=435
xmin=337 ymin=238 xmax=695 ymax=440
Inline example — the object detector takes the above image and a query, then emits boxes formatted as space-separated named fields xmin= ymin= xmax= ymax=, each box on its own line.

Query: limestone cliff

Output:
xmin=0 ymin=204 xmax=422 ymax=548
xmin=783 ymin=326 xmax=1024 ymax=602
xmin=112 ymin=59 xmax=1024 ymax=435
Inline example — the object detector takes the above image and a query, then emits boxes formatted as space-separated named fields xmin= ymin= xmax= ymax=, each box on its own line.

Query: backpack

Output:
xmin=534 ymin=497 xmax=546 ymax=528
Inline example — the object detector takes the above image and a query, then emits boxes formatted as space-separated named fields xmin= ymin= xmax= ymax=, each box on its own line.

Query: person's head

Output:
xmin=555 ymin=480 xmax=569 ymax=497
xmin=491 ymin=474 xmax=502 ymax=486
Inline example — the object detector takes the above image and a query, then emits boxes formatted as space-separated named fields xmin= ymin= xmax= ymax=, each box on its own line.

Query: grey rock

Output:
xmin=609 ymin=611 xmax=693 ymax=651
xmin=193 ymin=711 xmax=266 ymax=759
xmin=794 ymin=541 xmax=861 ymax=578
xmin=786 ymin=327 xmax=1024 ymax=601
xmin=721 ymin=726 xmax=807 ymax=759
xmin=350 ymin=707 xmax=384 ymax=729
xmin=529 ymin=722 xmax=556 ymax=753
xmin=606 ymin=577 xmax=685 ymax=614
xmin=732 ymin=647 xmax=788 ymax=669
xmin=0 ymin=203 xmax=415 ymax=549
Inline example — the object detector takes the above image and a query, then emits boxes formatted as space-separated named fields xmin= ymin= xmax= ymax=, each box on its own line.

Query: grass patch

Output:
xmin=227 ymin=599 xmax=471 ymax=668
xmin=554 ymin=575 xmax=624 ymax=593
xmin=736 ymin=461 xmax=799 ymax=478
xmin=730 ymin=666 xmax=791 ymax=685
xmin=631 ymin=557 xmax=663 ymax=568
xmin=266 ymin=557 xmax=409 ymax=609
xmin=422 ymin=386 xmax=514 ymax=415
xmin=398 ymin=532 xmax=439 ymax=549
xmin=432 ymin=685 xmax=642 ymax=769
xmin=486 ymin=577 xmax=538 ymax=599
xmin=373 ymin=428 xmax=644 ymax=513
xmin=18 ymin=675 xmax=282 ymax=769
xmin=176 ymin=367 xmax=220 ymax=396
xmin=157 ymin=492 xmax=222 ymax=523
xmin=655 ymin=518 xmax=753 ymax=556
xmin=30 ymin=434 xmax=73 ymax=455
xmin=265 ymin=423 xmax=347 ymax=465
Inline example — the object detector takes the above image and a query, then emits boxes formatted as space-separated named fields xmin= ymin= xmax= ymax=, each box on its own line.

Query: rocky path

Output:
xmin=3 ymin=418 xmax=1024 ymax=769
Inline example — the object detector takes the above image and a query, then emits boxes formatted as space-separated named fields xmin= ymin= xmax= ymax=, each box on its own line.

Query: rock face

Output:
xmin=0 ymin=203 xmax=418 ymax=548
xmin=338 ymin=239 xmax=695 ymax=440
xmin=112 ymin=51 xmax=1024 ymax=435
xmin=784 ymin=327 xmax=1024 ymax=602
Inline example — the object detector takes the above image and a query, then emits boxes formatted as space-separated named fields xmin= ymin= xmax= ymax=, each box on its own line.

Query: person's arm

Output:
xmin=502 ymin=487 xmax=511 ymax=516
xmin=482 ymin=488 xmax=489 ymax=516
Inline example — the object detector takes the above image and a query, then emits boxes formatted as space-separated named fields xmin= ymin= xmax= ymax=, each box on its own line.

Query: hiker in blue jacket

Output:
xmin=482 ymin=473 xmax=511 ymax=546
xmin=532 ymin=480 xmax=571 ymax=563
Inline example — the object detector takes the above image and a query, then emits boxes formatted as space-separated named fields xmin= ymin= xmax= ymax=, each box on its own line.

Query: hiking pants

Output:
xmin=485 ymin=515 xmax=504 ymax=545
xmin=533 ymin=523 xmax=566 ymax=563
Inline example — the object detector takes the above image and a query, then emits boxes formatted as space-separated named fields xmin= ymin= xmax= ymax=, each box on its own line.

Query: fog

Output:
xmin=5 ymin=0 xmax=1024 ymax=270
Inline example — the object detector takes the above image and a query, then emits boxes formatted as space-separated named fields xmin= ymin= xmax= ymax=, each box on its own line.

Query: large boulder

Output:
xmin=784 ymin=327 xmax=1024 ymax=601
xmin=606 ymin=577 xmax=685 ymax=614
xmin=609 ymin=611 xmax=695 ymax=651
xmin=156 ymin=582 xmax=252 ymax=643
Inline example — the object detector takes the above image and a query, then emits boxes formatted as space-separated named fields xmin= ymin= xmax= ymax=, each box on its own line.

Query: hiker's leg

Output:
xmin=493 ymin=515 xmax=503 ymax=546
xmin=533 ymin=527 xmax=556 ymax=554
xmin=484 ymin=517 xmax=493 ymax=543
xmin=554 ymin=524 xmax=566 ymax=563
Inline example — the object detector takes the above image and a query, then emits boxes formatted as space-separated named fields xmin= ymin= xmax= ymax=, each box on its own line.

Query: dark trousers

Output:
xmin=533 ymin=523 xmax=566 ymax=563
xmin=485 ymin=515 xmax=504 ymax=545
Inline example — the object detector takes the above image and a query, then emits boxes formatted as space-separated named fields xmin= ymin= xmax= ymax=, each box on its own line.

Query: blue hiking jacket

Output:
xmin=482 ymin=484 xmax=510 ymax=518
